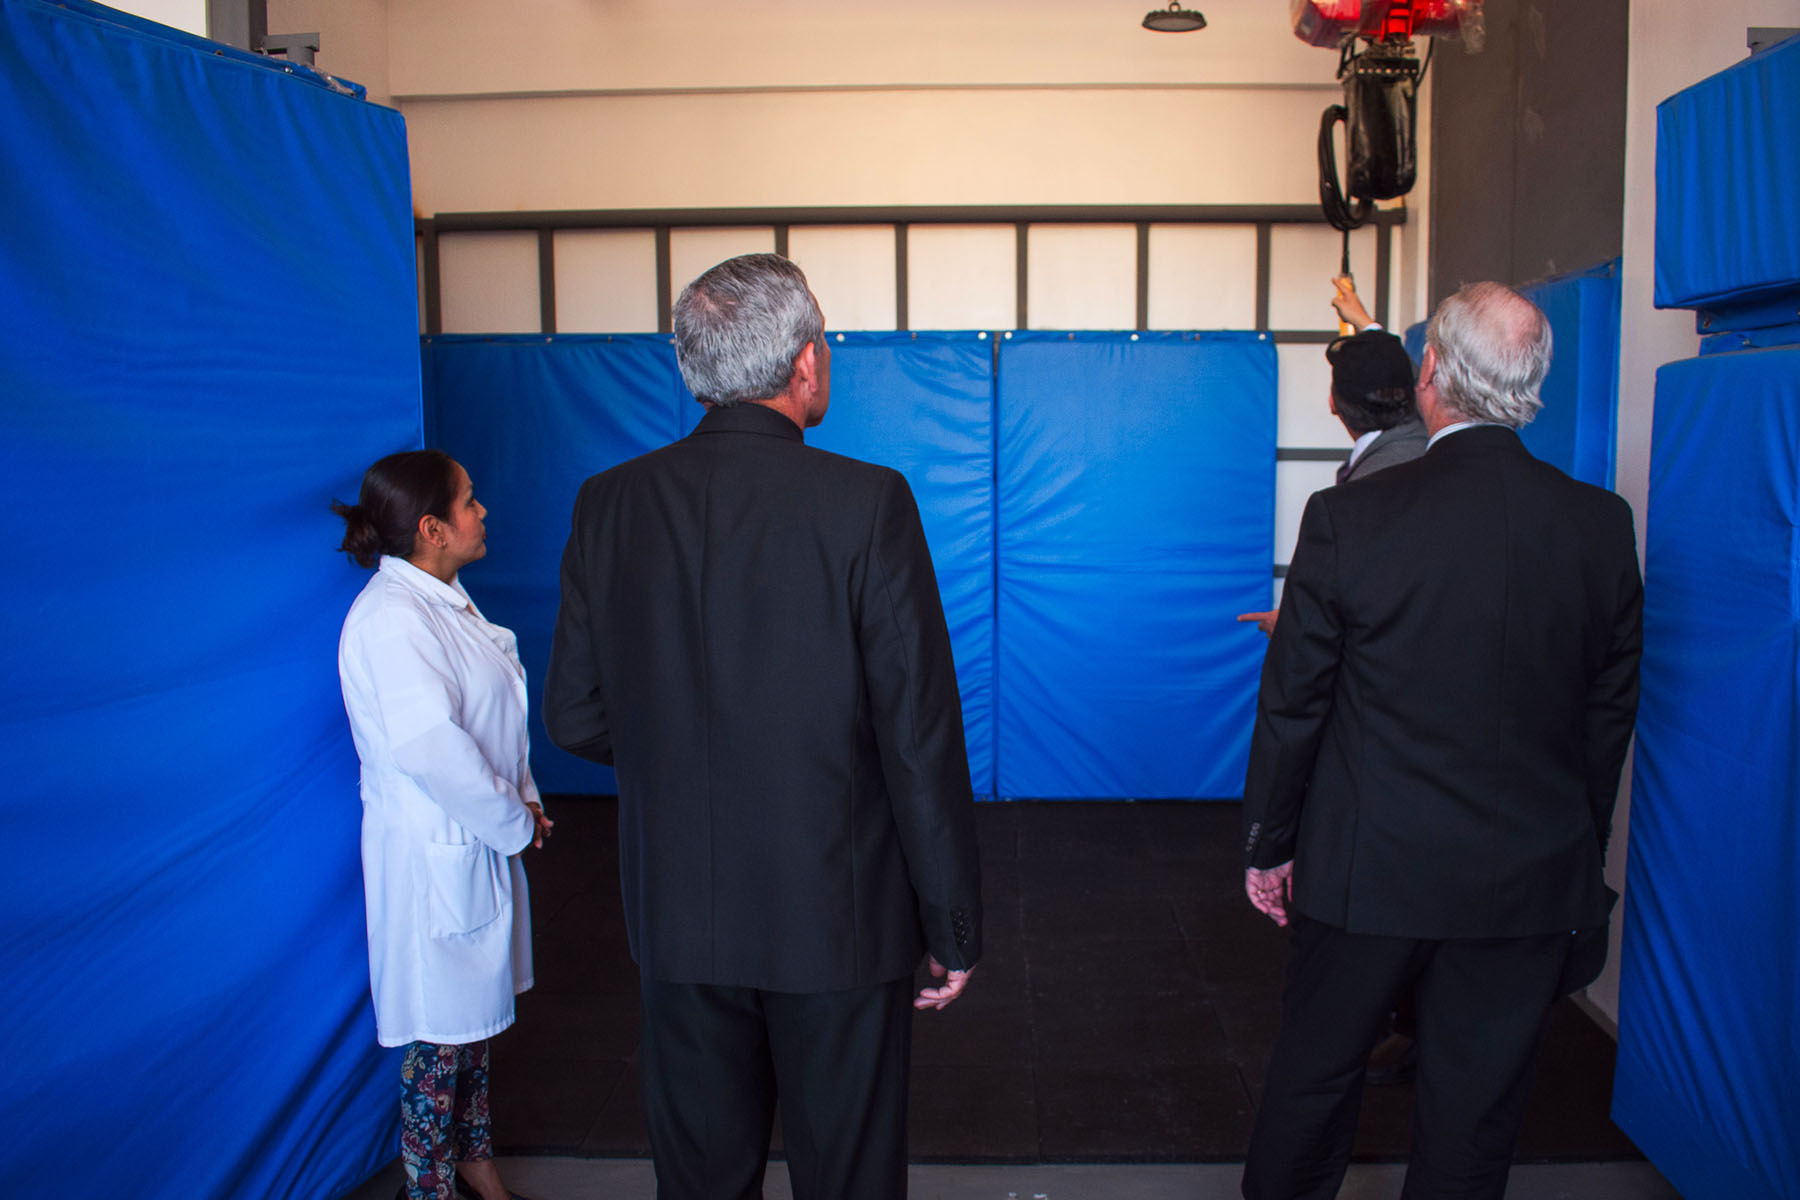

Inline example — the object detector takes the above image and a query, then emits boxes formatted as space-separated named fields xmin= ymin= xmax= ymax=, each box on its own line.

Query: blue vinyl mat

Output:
xmin=1655 ymin=32 xmax=1800 ymax=327
xmin=1 ymin=2 xmax=419 ymax=1196
xmin=422 ymin=335 xmax=692 ymax=796
xmin=423 ymin=332 xmax=1002 ymax=796
xmin=423 ymin=330 xmax=1278 ymax=800
xmin=1616 ymin=344 xmax=1800 ymax=1200
xmin=994 ymin=331 xmax=1276 ymax=798
xmin=804 ymin=332 xmax=998 ymax=796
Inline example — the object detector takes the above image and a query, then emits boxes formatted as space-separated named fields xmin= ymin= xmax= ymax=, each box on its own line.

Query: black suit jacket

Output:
xmin=1243 ymin=425 xmax=1642 ymax=939
xmin=544 ymin=403 xmax=982 ymax=992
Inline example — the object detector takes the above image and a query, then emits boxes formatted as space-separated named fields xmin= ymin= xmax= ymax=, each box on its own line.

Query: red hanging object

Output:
xmin=1290 ymin=0 xmax=1482 ymax=48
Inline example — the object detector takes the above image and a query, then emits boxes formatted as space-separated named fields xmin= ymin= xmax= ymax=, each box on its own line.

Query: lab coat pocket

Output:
xmin=424 ymin=840 xmax=504 ymax=937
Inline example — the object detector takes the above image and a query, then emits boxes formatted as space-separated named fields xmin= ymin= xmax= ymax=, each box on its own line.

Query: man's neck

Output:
xmin=1418 ymin=385 xmax=1461 ymax=438
xmin=751 ymin=392 xmax=808 ymax=431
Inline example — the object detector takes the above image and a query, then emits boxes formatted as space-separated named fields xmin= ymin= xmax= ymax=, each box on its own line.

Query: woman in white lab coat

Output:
xmin=334 ymin=449 xmax=549 ymax=1200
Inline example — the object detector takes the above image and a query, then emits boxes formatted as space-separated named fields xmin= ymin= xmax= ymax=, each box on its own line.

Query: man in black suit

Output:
xmin=1239 ymin=282 xmax=1643 ymax=1199
xmin=543 ymin=253 xmax=982 ymax=1200
xmin=1326 ymin=275 xmax=1429 ymax=486
xmin=1238 ymin=278 xmax=1426 ymax=637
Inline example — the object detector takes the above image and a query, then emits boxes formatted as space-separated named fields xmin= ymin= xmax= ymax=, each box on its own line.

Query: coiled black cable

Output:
xmin=1318 ymin=102 xmax=1371 ymax=232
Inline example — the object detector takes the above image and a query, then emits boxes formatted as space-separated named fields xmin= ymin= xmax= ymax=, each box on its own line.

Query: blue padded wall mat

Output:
xmin=1518 ymin=260 xmax=1621 ymax=489
xmin=1401 ymin=260 xmax=1620 ymax=490
xmin=0 ymin=2 xmax=419 ymax=1197
xmin=1616 ymin=345 xmax=1800 ymax=1200
xmin=994 ymin=331 xmax=1276 ymax=798
xmin=1701 ymin=322 xmax=1800 ymax=355
xmin=1402 ymin=320 xmax=1426 ymax=363
xmin=803 ymin=333 xmax=998 ymax=797
xmin=1655 ymin=33 xmax=1800 ymax=320
xmin=422 ymin=335 xmax=691 ymax=796
xmin=423 ymin=332 xmax=1000 ymax=798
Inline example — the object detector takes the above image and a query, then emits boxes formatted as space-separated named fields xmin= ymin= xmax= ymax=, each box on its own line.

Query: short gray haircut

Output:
xmin=672 ymin=254 xmax=825 ymax=407
xmin=1424 ymin=282 xmax=1554 ymax=428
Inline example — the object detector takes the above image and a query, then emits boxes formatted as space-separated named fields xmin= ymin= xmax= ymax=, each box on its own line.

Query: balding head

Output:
xmin=1423 ymin=282 xmax=1553 ymax=428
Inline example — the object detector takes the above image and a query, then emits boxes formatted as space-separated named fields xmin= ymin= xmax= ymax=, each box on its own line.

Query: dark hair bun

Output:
xmin=332 ymin=449 xmax=460 ymax=569
xmin=331 ymin=500 xmax=384 ymax=568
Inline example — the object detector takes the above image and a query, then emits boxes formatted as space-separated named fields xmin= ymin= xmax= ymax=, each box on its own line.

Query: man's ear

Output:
xmin=1418 ymin=345 xmax=1437 ymax=388
xmin=791 ymin=340 xmax=820 ymax=395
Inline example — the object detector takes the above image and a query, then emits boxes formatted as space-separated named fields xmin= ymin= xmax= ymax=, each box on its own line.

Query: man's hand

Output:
xmin=1237 ymin=610 xmax=1278 ymax=637
xmin=1331 ymin=276 xmax=1374 ymax=332
xmin=914 ymin=957 xmax=974 ymax=1010
xmin=1245 ymin=861 xmax=1294 ymax=926
xmin=526 ymin=801 xmax=554 ymax=849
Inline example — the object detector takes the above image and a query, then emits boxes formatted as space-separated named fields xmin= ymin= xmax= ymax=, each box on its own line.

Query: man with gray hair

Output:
xmin=544 ymin=253 xmax=981 ymax=1200
xmin=1238 ymin=282 xmax=1642 ymax=1198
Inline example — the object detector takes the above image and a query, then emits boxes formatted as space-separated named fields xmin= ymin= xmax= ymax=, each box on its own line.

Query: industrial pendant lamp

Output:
xmin=1142 ymin=1 xmax=1206 ymax=32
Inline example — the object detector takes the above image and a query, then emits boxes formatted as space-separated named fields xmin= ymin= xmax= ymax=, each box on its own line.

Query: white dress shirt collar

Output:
xmin=1427 ymin=420 xmax=1503 ymax=450
xmin=1345 ymin=428 xmax=1384 ymax=471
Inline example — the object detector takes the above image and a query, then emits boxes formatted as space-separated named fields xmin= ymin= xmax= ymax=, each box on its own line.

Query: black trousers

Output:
xmin=638 ymin=974 xmax=914 ymax=1200
xmin=1242 ymin=916 xmax=1571 ymax=1200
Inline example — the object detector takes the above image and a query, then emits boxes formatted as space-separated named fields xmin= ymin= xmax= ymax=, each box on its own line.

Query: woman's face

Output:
xmin=438 ymin=463 xmax=488 ymax=569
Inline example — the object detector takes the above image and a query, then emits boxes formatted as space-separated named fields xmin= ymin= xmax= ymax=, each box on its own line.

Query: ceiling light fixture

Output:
xmin=1142 ymin=2 xmax=1206 ymax=32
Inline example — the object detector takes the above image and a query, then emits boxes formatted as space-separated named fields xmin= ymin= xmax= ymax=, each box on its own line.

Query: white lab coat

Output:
xmin=338 ymin=556 xmax=538 ymax=1047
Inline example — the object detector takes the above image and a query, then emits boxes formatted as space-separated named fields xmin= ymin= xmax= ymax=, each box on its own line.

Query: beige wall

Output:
xmin=267 ymin=0 xmax=391 ymax=103
xmin=400 ymin=87 xmax=1336 ymax=215
xmin=271 ymin=0 xmax=1424 ymax=303
xmin=381 ymin=0 xmax=1329 ymax=97
xmin=111 ymin=0 xmax=206 ymax=36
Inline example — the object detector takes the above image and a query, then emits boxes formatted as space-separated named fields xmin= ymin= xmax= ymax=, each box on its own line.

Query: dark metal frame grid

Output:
xmin=414 ymin=203 xmax=1402 ymax=343
xmin=415 ymin=204 xmax=1409 ymax=579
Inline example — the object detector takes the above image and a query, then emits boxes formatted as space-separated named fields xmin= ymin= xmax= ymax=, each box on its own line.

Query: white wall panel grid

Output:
xmin=1147 ymin=224 xmax=1258 ymax=330
xmin=1268 ymin=223 xmax=1380 ymax=332
xmin=1276 ymin=343 xmax=1351 ymax=448
xmin=907 ymin=225 xmax=1016 ymax=331
xmin=1026 ymin=224 xmax=1136 ymax=330
xmin=669 ymin=227 xmax=777 ymax=297
xmin=1275 ymin=458 xmax=1339 ymax=568
xmin=554 ymin=229 xmax=659 ymax=333
xmin=788 ymin=225 xmax=898 ymax=332
xmin=439 ymin=230 xmax=540 ymax=334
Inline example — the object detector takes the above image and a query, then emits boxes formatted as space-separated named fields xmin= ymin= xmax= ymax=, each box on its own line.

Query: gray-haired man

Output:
xmin=1239 ymin=282 xmax=1642 ymax=1198
xmin=545 ymin=253 xmax=982 ymax=1200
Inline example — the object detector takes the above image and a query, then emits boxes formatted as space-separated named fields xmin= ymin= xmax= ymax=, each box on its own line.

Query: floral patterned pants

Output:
xmin=399 ymin=1039 xmax=492 ymax=1200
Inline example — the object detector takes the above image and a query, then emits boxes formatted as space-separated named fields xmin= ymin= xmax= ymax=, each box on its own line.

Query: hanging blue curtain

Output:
xmin=1 ymin=2 xmax=419 ymax=1197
